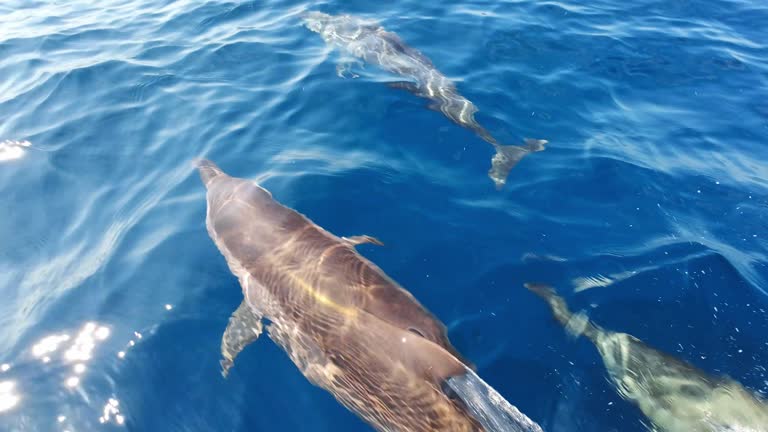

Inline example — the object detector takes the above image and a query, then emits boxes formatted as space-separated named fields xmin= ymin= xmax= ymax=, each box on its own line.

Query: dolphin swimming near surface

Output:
xmin=525 ymin=283 xmax=768 ymax=432
xmin=303 ymin=11 xmax=547 ymax=190
xmin=197 ymin=159 xmax=542 ymax=432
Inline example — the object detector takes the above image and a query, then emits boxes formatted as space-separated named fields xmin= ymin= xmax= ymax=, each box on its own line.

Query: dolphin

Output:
xmin=197 ymin=159 xmax=542 ymax=432
xmin=525 ymin=283 xmax=768 ymax=432
xmin=303 ymin=11 xmax=547 ymax=190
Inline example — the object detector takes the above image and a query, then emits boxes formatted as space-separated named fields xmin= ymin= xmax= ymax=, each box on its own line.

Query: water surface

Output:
xmin=1 ymin=0 xmax=767 ymax=431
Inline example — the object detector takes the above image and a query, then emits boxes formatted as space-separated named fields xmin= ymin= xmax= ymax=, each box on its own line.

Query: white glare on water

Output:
xmin=2 ymin=319 xmax=153 ymax=424
xmin=28 ymin=322 xmax=114 ymax=395
xmin=32 ymin=334 xmax=71 ymax=359
xmin=99 ymin=398 xmax=125 ymax=425
xmin=65 ymin=377 xmax=79 ymax=388
xmin=64 ymin=323 xmax=111 ymax=362
xmin=0 ymin=381 xmax=20 ymax=412
xmin=0 ymin=140 xmax=31 ymax=162
xmin=32 ymin=323 xmax=111 ymax=366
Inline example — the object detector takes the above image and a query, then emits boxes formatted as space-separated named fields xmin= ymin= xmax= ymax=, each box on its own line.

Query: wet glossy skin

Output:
xmin=199 ymin=160 xmax=483 ymax=432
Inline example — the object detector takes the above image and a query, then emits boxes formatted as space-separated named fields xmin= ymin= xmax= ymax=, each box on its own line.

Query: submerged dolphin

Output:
xmin=303 ymin=11 xmax=547 ymax=190
xmin=197 ymin=159 xmax=542 ymax=432
xmin=525 ymin=283 xmax=768 ymax=432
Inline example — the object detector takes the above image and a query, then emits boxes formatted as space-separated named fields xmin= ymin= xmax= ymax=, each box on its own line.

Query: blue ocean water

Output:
xmin=1 ymin=0 xmax=768 ymax=430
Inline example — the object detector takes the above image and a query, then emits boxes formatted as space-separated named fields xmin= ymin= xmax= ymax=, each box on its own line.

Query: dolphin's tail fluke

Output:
xmin=488 ymin=139 xmax=547 ymax=190
xmin=444 ymin=367 xmax=544 ymax=432
xmin=524 ymin=283 xmax=600 ymax=342
xmin=196 ymin=159 xmax=225 ymax=189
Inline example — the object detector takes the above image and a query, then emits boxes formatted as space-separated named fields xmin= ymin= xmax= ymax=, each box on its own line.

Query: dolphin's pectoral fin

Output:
xmin=336 ymin=61 xmax=361 ymax=79
xmin=487 ymin=139 xmax=547 ymax=190
xmin=220 ymin=301 xmax=263 ymax=378
xmin=342 ymin=235 xmax=384 ymax=247
xmin=387 ymin=81 xmax=420 ymax=95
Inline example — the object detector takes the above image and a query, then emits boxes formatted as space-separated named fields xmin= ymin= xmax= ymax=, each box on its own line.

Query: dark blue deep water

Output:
xmin=1 ymin=0 xmax=768 ymax=431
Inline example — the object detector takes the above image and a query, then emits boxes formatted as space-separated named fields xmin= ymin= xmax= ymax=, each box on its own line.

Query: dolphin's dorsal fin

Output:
xmin=387 ymin=81 xmax=421 ymax=95
xmin=342 ymin=235 xmax=384 ymax=247
xmin=221 ymin=301 xmax=263 ymax=377
xmin=379 ymin=31 xmax=435 ymax=67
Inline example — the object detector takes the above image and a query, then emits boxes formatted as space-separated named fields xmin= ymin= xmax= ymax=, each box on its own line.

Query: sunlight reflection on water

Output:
xmin=0 ymin=380 xmax=20 ymax=413
xmin=99 ymin=398 xmax=125 ymax=425
xmin=0 ymin=140 xmax=31 ymax=162
xmin=0 ymin=304 xmax=175 ymax=427
xmin=30 ymin=322 xmax=112 ymax=391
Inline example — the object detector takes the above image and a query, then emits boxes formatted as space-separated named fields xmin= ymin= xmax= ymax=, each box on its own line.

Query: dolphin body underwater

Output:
xmin=303 ymin=11 xmax=547 ymax=190
xmin=197 ymin=159 xmax=542 ymax=432
xmin=525 ymin=283 xmax=768 ymax=432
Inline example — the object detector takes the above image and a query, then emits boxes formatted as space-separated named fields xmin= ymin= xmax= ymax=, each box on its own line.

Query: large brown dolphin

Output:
xmin=197 ymin=160 xmax=542 ymax=431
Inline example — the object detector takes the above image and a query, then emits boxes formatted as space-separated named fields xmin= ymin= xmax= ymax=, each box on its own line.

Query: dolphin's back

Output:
xmin=303 ymin=241 xmax=471 ymax=363
xmin=266 ymin=303 xmax=483 ymax=432
xmin=198 ymin=161 xmax=486 ymax=431
xmin=203 ymin=176 xmax=307 ymax=273
xmin=198 ymin=160 xmax=465 ymax=360
xmin=377 ymin=30 xmax=435 ymax=68
xmin=525 ymin=283 xmax=768 ymax=432
xmin=595 ymin=331 xmax=768 ymax=432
